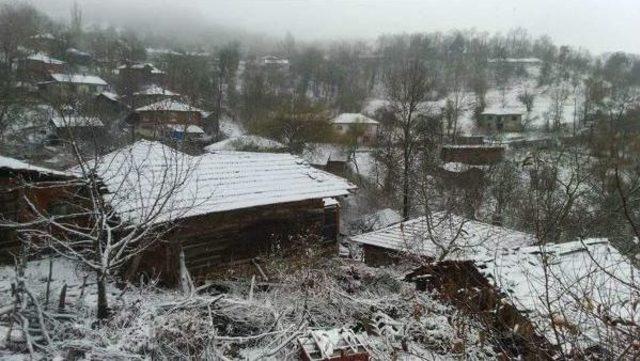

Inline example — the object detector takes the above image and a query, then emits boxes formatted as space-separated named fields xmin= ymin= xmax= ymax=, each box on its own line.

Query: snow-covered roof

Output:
xmin=83 ymin=140 xmax=356 ymax=224
xmin=0 ymin=155 xmax=69 ymax=177
xmin=50 ymin=116 xmax=104 ymax=128
xmin=488 ymin=57 xmax=543 ymax=64
xmin=441 ymin=162 xmax=489 ymax=173
xmin=441 ymin=144 xmax=501 ymax=149
xmin=476 ymin=239 xmax=639 ymax=351
xmin=135 ymin=99 xmax=203 ymax=113
xmin=331 ymin=113 xmax=379 ymax=125
xmin=165 ymin=124 xmax=205 ymax=134
xmin=261 ymin=55 xmax=289 ymax=65
xmin=481 ymin=106 xmax=526 ymax=116
xmin=204 ymin=135 xmax=285 ymax=152
xmin=50 ymin=73 xmax=107 ymax=86
xmin=31 ymin=33 xmax=56 ymax=40
xmin=66 ymin=48 xmax=91 ymax=57
xmin=100 ymin=91 xmax=120 ymax=102
xmin=146 ymin=48 xmax=182 ymax=56
xmin=134 ymin=84 xmax=179 ymax=97
xmin=349 ymin=212 xmax=536 ymax=260
xmin=26 ymin=53 xmax=65 ymax=65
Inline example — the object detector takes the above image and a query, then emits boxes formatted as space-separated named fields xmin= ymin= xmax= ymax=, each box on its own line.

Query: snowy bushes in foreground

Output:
xmin=1 ymin=257 xmax=496 ymax=360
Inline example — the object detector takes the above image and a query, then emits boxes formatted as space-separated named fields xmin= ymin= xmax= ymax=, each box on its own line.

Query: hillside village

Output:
xmin=1 ymin=2 xmax=640 ymax=360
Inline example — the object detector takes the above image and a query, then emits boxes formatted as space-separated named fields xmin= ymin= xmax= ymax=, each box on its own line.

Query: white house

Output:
xmin=331 ymin=113 xmax=379 ymax=146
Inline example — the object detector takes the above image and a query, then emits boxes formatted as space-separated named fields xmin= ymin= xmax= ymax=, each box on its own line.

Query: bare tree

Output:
xmin=382 ymin=35 xmax=438 ymax=219
xmin=4 ymin=132 xmax=196 ymax=320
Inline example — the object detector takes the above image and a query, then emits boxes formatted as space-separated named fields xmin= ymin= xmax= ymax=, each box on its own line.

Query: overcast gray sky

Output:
xmin=32 ymin=0 xmax=640 ymax=54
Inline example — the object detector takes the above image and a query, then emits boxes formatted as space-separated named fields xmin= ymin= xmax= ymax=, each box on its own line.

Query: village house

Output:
xmin=479 ymin=107 xmax=526 ymax=132
xmin=407 ymin=238 xmax=638 ymax=358
xmin=95 ymin=91 xmax=129 ymax=116
xmin=117 ymin=62 xmax=166 ymax=93
xmin=27 ymin=33 xmax=61 ymax=54
xmin=259 ymin=55 xmax=290 ymax=71
xmin=437 ymin=144 xmax=505 ymax=218
xmin=331 ymin=113 xmax=379 ymax=146
xmin=127 ymin=84 xmax=180 ymax=108
xmin=0 ymin=156 xmax=74 ymax=263
xmin=39 ymin=73 xmax=108 ymax=96
xmin=48 ymin=115 xmax=105 ymax=144
xmin=126 ymin=99 xmax=207 ymax=141
xmin=17 ymin=53 xmax=66 ymax=82
xmin=65 ymin=48 xmax=93 ymax=66
xmin=89 ymin=140 xmax=355 ymax=284
xmin=350 ymin=212 xmax=638 ymax=357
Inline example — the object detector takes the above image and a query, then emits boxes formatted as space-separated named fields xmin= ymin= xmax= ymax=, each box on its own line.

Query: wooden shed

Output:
xmin=89 ymin=141 xmax=356 ymax=284
xmin=0 ymin=156 xmax=75 ymax=263
xmin=348 ymin=212 xmax=535 ymax=267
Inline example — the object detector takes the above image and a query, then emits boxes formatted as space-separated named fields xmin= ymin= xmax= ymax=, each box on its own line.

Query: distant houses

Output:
xmin=89 ymin=140 xmax=355 ymax=284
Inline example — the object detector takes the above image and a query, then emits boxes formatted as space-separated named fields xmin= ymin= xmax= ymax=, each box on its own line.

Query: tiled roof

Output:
xmin=349 ymin=212 xmax=536 ymax=260
xmin=50 ymin=116 xmax=104 ymax=128
xmin=134 ymin=84 xmax=179 ymax=96
xmin=50 ymin=73 xmax=107 ymax=86
xmin=135 ymin=99 xmax=203 ymax=113
xmin=82 ymin=140 xmax=355 ymax=224
xmin=27 ymin=53 xmax=65 ymax=65
xmin=476 ymin=239 xmax=638 ymax=350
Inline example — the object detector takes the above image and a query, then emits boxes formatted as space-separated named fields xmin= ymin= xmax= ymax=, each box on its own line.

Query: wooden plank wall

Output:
xmin=136 ymin=198 xmax=332 ymax=285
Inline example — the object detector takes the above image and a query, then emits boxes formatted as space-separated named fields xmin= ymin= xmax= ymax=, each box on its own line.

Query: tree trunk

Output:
xmin=96 ymin=271 xmax=109 ymax=320
xmin=402 ymin=129 xmax=411 ymax=220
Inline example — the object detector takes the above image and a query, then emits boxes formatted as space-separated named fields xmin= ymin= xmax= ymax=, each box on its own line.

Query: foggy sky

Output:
xmin=31 ymin=0 xmax=640 ymax=54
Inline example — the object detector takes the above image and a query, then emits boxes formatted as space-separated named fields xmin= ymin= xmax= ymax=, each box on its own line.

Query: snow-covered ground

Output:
xmin=0 ymin=256 xmax=498 ymax=360
xmin=219 ymin=116 xmax=247 ymax=138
